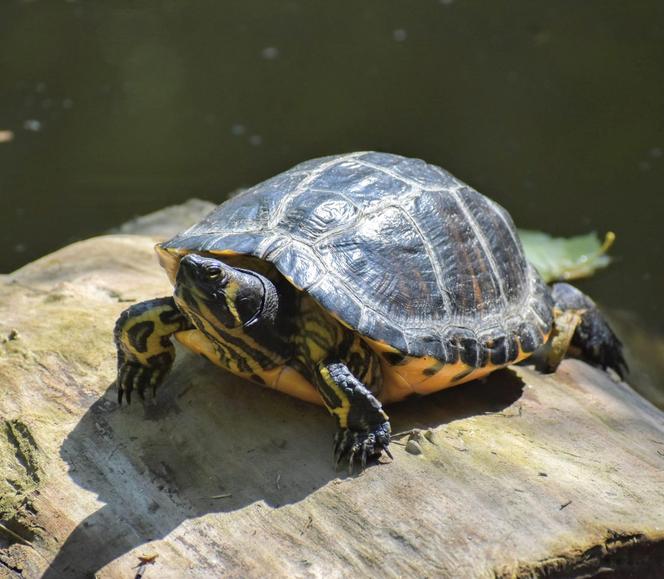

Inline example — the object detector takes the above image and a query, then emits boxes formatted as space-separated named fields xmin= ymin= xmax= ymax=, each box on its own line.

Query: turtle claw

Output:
xmin=117 ymin=381 xmax=131 ymax=405
xmin=347 ymin=448 xmax=358 ymax=475
xmin=116 ymin=360 xmax=169 ymax=406
xmin=333 ymin=430 xmax=349 ymax=466
xmin=333 ymin=422 xmax=392 ymax=472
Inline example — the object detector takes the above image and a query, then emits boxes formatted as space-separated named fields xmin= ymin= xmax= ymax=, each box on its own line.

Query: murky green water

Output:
xmin=1 ymin=1 xmax=662 ymax=396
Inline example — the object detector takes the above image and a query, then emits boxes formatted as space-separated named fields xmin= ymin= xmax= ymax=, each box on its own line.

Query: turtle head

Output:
xmin=174 ymin=254 xmax=279 ymax=332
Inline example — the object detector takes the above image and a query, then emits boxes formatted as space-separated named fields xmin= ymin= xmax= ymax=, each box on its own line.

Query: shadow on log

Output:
xmin=43 ymin=366 xmax=524 ymax=577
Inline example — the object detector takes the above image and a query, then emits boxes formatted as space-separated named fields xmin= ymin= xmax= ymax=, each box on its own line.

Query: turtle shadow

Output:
xmin=43 ymin=352 xmax=524 ymax=577
xmin=389 ymin=367 xmax=526 ymax=433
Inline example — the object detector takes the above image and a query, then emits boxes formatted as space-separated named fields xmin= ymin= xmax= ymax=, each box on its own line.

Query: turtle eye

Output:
xmin=206 ymin=267 xmax=223 ymax=281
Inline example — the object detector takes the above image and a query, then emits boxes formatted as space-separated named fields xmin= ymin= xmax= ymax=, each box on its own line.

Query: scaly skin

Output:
xmin=547 ymin=283 xmax=627 ymax=378
xmin=114 ymin=297 xmax=193 ymax=403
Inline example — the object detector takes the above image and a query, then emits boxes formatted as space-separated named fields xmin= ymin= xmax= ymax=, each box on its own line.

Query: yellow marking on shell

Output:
xmin=364 ymin=335 xmax=546 ymax=404
xmin=156 ymin=245 xmax=186 ymax=285
xmin=175 ymin=329 xmax=323 ymax=405
xmin=273 ymin=367 xmax=323 ymax=405
xmin=319 ymin=366 xmax=350 ymax=428
xmin=120 ymin=304 xmax=181 ymax=365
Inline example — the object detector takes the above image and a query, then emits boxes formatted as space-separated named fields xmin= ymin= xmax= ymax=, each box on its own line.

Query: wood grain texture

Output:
xmin=0 ymin=206 xmax=663 ymax=578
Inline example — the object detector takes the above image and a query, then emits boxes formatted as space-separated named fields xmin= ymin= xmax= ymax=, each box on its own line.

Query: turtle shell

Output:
xmin=160 ymin=152 xmax=553 ymax=365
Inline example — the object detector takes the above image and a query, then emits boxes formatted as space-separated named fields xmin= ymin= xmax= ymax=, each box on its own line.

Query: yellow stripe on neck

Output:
xmin=223 ymin=279 xmax=244 ymax=327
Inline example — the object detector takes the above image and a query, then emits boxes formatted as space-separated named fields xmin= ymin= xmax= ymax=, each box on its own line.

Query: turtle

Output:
xmin=114 ymin=151 xmax=626 ymax=468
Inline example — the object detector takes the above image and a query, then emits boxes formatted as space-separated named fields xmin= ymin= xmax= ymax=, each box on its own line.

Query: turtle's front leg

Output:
xmin=114 ymin=297 xmax=193 ymax=403
xmin=316 ymin=360 xmax=392 ymax=471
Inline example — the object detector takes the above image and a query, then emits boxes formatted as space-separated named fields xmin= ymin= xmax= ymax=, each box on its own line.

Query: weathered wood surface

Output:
xmin=1 ymin=209 xmax=664 ymax=578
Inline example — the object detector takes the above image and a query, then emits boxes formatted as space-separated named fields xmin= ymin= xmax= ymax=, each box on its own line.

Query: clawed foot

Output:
xmin=334 ymin=422 xmax=392 ymax=472
xmin=571 ymin=308 xmax=628 ymax=379
xmin=116 ymin=353 xmax=172 ymax=404
xmin=550 ymin=283 xmax=628 ymax=379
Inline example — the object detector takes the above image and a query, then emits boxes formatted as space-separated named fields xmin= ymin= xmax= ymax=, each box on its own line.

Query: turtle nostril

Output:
xmin=177 ymin=255 xmax=200 ymax=279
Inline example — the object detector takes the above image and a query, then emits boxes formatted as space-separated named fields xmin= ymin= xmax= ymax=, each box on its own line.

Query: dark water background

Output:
xmin=0 ymin=1 xmax=662 ymax=397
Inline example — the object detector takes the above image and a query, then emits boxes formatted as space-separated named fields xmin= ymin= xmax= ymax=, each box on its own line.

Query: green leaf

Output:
xmin=518 ymin=230 xmax=615 ymax=284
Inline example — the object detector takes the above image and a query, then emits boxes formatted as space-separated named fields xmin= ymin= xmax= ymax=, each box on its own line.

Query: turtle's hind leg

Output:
xmin=114 ymin=297 xmax=193 ymax=403
xmin=546 ymin=283 xmax=627 ymax=378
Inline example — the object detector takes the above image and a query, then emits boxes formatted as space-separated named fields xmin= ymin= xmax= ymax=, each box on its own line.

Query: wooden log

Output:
xmin=1 ymin=213 xmax=664 ymax=577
